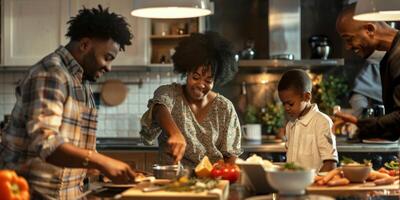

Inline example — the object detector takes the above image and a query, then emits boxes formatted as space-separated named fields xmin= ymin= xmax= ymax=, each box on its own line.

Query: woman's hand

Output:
xmin=167 ymin=132 xmax=187 ymax=163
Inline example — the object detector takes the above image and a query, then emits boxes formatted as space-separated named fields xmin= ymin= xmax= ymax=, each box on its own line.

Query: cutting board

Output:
xmin=120 ymin=180 xmax=230 ymax=200
xmin=307 ymin=180 xmax=399 ymax=196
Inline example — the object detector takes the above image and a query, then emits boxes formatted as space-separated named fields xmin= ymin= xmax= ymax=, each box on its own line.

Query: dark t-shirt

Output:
xmin=357 ymin=31 xmax=400 ymax=140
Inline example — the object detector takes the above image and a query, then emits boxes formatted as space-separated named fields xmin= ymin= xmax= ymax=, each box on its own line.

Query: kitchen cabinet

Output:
xmin=99 ymin=150 xmax=158 ymax=172
xmin=1 ymin=0 xmax=69 ymax=66
xmin=1 ymin=0 xmax=149 ymax=66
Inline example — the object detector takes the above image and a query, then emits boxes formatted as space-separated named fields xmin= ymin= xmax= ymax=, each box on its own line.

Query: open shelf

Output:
xmin=150 ymin=34 xmax=190 ymax=40
xmin=238 ymin=59 xmax=345 ymax=73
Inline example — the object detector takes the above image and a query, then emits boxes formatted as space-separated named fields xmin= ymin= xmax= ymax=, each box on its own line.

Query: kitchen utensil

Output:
xmin=152 ymin=164 xmax=180 ymax=179
xmin=309 ymin=35 xmax=331 ymax=59
xmin=316 ymin=46 xmax=330 ymax=60
xmin=240 ymin=40 xmax=256 ymax=60
xmin=237 ymin=162 xmax=277 ymax=194
xmin=100 ymin=79 xmax=128 ymax=106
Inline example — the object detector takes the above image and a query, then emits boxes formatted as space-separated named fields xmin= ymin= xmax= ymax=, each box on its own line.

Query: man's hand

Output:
xmin=95 ymin=154 xmax=137 ymax=184
xmin=334 ymin=111 xmax=358 ymax=124
xmin=167 ymin=132 xmax=186 ymax=163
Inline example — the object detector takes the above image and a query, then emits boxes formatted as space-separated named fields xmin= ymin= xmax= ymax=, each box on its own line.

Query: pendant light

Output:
xmin=354 ymin=0 xmax=400 ymax=21
xmin=131 ymin=0 xmax=212 ymax=19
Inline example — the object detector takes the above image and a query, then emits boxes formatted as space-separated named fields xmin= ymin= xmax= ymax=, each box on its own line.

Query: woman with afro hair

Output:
xmin=141 ymin=32 xmax=242 ymax=167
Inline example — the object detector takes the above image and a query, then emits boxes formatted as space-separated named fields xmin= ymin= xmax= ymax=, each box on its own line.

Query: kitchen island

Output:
xmin=96 ymin=137 xmax=399 ymax=172
xmin=86 ymin=181 xmax=399 ymax=199
xmin=96 ymin=137 xmax=399 ymax=153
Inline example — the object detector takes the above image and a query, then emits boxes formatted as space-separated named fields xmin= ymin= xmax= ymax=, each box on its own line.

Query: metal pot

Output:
xmin=152 ymin=164 xmax=180 ymax=179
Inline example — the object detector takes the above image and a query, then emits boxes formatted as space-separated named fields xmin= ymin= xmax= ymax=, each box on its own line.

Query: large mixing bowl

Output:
xmin=266 ymin=168 xmax=315 ymax=195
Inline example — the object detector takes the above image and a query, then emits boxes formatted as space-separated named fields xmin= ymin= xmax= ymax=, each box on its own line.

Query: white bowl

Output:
xmin=266 ymin=168 xmax=315 ymax=195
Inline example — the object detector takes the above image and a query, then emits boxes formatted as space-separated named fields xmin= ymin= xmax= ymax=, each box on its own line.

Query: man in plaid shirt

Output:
xmin=0 ymin=5 xmax=139 ymax=199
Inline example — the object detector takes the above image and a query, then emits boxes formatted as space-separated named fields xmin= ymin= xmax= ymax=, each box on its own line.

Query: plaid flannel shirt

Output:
xmin=0 ymin=46 xmax=97 ymax=199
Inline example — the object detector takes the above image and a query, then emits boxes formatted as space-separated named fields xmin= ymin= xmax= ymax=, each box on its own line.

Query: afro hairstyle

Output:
xmin=172 ymin=31 xmax=238 ymax=86
xmin=66 ymin=5 xmax=133 ymax=51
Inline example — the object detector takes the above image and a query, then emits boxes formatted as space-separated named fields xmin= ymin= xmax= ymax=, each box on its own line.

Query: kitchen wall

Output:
xmin=0 ymin=69 xmax=180 ymax=138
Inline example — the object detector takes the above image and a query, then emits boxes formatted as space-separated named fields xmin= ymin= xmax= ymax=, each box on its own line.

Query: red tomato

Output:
xmin=210 ymin=167 xmax=223 ymax=178
xmin=388 ymin=170 xmax=397 ymax=176
xmin=210 ymin=161 xmax=240 ymax=183
xmin=221 ymin=164 xmax=240 ymax=183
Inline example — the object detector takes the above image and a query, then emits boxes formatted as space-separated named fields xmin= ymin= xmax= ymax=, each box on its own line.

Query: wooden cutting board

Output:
xmin=120 ymin=180 xmax=229 ymax=200
xmin=307 ymin=180 xmax=399 ymax=196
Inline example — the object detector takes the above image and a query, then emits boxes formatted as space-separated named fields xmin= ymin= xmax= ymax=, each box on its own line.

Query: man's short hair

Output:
xmin=278 ymin=69 xmax=312 ymax=94
xmin=66 ymin=5 xmax=133 ymax=51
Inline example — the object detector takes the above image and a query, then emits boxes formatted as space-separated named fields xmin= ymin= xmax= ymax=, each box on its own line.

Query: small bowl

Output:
xmin=342 ymin=165 xmax=371 ymax=183
xmin=266 ymin=168 xmax=315 ymax=195
xmin=152 ymin=164 xmax=179 ymax=179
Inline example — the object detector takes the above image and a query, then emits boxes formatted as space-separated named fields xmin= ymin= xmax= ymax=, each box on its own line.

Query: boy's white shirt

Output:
xmin=285 ymin=104 xmax=338 ymax=171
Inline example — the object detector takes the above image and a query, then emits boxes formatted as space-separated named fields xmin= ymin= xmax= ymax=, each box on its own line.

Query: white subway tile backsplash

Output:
xmin=0 ymin=70 xmax=179 ymax=138
xmin=4 ymin=95 xmax=15 ymax=104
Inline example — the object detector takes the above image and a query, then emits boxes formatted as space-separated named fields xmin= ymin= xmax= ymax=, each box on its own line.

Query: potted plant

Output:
xmin=313 ymin=75 xmax=349 ymax=115
xmin=260 ymin=103 xmax=285 ymax=135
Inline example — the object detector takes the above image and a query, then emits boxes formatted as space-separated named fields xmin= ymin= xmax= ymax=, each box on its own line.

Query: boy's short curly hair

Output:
xmin=66 ymin=5 xmax=133 ymax=51
xmin=172 ymin=31 xmax=238 ymax=86
xmin=278 ymin=69 xmax=312 ymax=94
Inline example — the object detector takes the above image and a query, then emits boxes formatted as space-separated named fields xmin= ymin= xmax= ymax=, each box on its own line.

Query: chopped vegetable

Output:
xmin=164 ymin=177 xmax=219 ymax=192
xmin=341 ymin=156 xmax=371 ymax=166
xmin=384 ymin=161 xmax=399 ymax=170
xmin=341 ymin=156 xmax=358 ymax=165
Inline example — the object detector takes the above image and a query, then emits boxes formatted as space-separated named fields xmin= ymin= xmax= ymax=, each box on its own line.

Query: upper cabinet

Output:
xmin=1 ymin=0 xmax=149 ymax=66
xmin=1 ymin=0 xmax=69 ymax=66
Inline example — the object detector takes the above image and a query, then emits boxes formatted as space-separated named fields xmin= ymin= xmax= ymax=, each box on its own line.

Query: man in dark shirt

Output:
xmin=335 ymin=4 xmax=400 ymax=141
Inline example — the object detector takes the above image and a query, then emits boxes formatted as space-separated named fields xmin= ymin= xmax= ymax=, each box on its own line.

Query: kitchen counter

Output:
xmin=86 ymin=182 xmax=399 ymax=200
xmin=96 ymin=137 xmax=399 ymax=153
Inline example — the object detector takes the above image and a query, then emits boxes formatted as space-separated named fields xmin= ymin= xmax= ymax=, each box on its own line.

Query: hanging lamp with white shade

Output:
xmin=354 ymin=0 xmax=400 ymax=21
xmin=131 ymin=0 xmax=213 ymax=19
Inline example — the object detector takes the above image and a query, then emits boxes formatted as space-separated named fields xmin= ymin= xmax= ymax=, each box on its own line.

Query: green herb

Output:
xmin=384 ymin=161 xmax=399 ymax=170
xmin=282 ymin=162 xmax=304 ymax=171
xmin=341 ymin=156 xmax=358 ymax=165
xmin=244 ymin=105 xmax=260 ymax=124
xmin=164 ymin=178 xmax=219 ymax=193
xmin=313 ymin=75 xmax=349 ymax=115
xmin=363 ymin=159 xmax=372 ymax=166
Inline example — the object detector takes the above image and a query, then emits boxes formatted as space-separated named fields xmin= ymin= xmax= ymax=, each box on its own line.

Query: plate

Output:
xmin=245 ymin=194 xmax=334 ymax=200
xmin=101 ymin=183 xmax=137 ymax=188
xmin=100 ymin=176 xmax=157 ymax=188
xmin=362 ymin=139 xmax=399 ymax=144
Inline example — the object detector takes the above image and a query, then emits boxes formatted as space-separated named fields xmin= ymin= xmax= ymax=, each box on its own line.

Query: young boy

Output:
xmin=277 ymin=69 xmax=338 ymax=172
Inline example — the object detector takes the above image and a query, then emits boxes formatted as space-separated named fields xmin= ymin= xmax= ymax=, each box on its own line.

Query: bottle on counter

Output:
xmin=332 ymin=105 xmax=342 ymax=135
